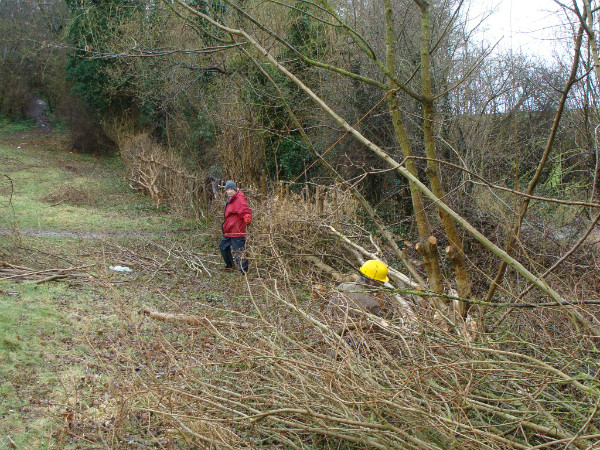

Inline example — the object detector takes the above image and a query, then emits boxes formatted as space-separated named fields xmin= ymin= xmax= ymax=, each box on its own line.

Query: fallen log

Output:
xmin=142 ymin=305 xmax=251 ymax=328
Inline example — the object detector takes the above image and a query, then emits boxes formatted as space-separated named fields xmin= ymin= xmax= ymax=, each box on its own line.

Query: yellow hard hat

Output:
xmin=360 ymin=260 xmax=389 ymax=283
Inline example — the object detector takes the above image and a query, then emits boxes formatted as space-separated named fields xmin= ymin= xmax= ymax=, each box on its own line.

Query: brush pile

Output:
xmin=0 ymin=261 xmax=92 ymax=284
xmin=114 ymin=191 xmax=600 ymax=450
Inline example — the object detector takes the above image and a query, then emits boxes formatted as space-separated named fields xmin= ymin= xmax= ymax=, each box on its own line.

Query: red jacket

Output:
xmin=222 ymin=190 xmax=252 ymax=237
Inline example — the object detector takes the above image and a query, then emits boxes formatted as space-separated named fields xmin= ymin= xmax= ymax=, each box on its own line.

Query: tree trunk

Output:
xmin=419 ymin=4 xmax=471 ymax=318
xmin=384 ymin=0 xmax=443 ymax=297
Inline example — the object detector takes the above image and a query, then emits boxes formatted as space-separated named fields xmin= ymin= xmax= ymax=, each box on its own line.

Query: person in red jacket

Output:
xmin=219 ymin=180 xmax=252 ymax=273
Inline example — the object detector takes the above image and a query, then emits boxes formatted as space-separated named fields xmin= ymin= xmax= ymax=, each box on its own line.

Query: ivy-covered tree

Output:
xmin=255 ymin=1 xmax=330 ymax=181
xmin=0 ymin=0 xmax=68 ymax=119
xmin=65 ymin=0 xmax=141 ymax=115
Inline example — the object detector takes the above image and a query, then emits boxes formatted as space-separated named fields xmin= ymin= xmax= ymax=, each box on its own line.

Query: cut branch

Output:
xmin=142 ymin=305 xmax=251 ymax=328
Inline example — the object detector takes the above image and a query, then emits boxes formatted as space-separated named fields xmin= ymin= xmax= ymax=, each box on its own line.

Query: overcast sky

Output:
xmin=465 ymin=0 xmax=571 ymax=61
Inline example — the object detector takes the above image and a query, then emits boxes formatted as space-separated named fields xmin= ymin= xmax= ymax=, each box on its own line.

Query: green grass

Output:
xmin=0 ymin=131 xmax=209 ymax=447
xmin=0 ymin=282 xmax=93 ymax=447
xmin=0 ymin=130 xmax=230 ymax=447
xmin=0 ymin=141 xmax=198 ymax=234
xmin=0 ymin=118 xmax=36 ymax=134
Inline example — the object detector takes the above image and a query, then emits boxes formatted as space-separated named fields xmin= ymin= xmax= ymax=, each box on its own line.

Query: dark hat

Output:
xmin=224 ymin=180 xmax=237 ymax=191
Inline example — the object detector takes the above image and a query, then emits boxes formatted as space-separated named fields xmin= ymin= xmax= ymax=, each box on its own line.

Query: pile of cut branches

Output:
xmin=113 ymin=191 xmax=599 ymax=449
xmin=119 ymin=133 xmax=212 ymax=220
xmin=130 ymin=285 xmax=600 ymax=450
xmin=248 ymin=184 xmax=416 ymax=284
xmin=0 ymin=261 xmax=93 ymax=284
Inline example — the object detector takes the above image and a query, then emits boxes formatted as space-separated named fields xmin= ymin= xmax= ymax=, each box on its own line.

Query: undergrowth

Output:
xmin=1 ymin=130 xmax=599 ymax=449
xmin=0 ymin=117 xmax=36 ymax=135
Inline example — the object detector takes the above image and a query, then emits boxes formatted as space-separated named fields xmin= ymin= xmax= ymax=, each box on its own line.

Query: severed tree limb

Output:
xmin=26 ymin=274 xmax=68 ymax=284
xmin=324 ymin=225 xmax=422 ymax=289
xmin=299 ymin=253 xmax=346 ymax=282
xmin=392 ymin=289 xmax=600 ymax=308
xmin=142 ymin=305 xmax=251 ymax=328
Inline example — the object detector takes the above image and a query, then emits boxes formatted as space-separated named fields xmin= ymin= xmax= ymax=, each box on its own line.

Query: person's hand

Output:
xmin=244 ymin=215 xmax=252 ymax=225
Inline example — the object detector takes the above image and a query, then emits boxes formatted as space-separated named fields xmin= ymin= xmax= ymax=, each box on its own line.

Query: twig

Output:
xmin=64 ymin=430 xmax=98 ymax=446
xmin=6 ymin=435 xmax=16 ymax=449
xmin=0 ymin=261 xmax=34 ymax=270
xmin=26 ymin=274 xmax=68 ymax=284
xmin=390 ymin=288 xmax=600 ymax=308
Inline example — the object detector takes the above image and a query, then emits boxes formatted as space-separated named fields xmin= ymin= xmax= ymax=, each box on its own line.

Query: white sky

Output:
xmin=465 ymin=0 xmax=570 ymax=61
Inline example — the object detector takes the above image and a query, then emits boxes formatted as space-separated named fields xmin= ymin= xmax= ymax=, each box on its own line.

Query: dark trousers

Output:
xmin=219 ymin=236 xmax=248 ymax=273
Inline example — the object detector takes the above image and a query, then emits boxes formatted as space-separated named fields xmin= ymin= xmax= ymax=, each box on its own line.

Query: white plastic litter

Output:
xmin=109 ymin=265 xmax=133 ymax=273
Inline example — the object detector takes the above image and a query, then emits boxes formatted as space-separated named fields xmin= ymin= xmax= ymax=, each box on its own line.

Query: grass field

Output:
xmin=0 ymin=130 xmax=193 ymax=234
xmin=0 ymin=128 xmax=235 ymax=448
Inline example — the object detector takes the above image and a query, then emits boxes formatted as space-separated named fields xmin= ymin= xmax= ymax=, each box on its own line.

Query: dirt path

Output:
xmin=26 ymin=96 xmax=51 ymax=130
xmin=0 ymin=226 xmax=169 ymax=240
